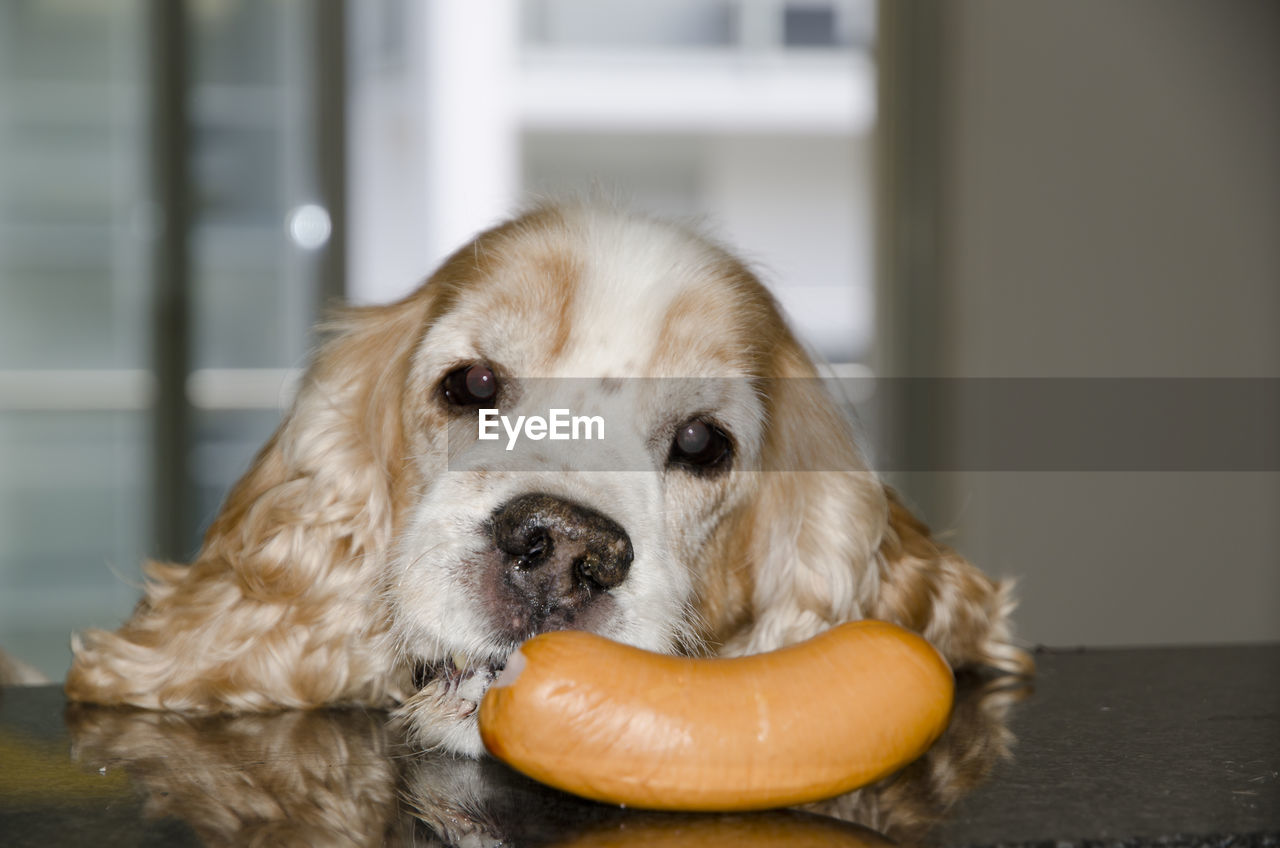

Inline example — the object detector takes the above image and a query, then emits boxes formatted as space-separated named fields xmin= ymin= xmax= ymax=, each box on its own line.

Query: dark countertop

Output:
xmin=1 ymin=645 xmax=1276 ymax=847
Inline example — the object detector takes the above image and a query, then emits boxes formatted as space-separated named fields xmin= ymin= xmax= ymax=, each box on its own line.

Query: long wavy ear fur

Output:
xmin=710 ymin=333 xmax=887 ymax=655
xmin=65 ymin=293 xmax=431 ymax=711
xmin=709 ymin=325 xmax=1030 ymax=676
xmin=873 ymin=489 xmax=1034 ymax=676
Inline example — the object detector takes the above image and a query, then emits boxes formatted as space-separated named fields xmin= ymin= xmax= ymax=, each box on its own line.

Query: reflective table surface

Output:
xmin=1 ymin=645 xmax=1277 ymax=847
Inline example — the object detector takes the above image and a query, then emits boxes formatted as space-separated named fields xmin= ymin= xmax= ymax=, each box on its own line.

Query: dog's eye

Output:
xmin=668 ymin=419 xmax=732 ymax=473
xmin=441 ymin=364 xmax=498 ymax=407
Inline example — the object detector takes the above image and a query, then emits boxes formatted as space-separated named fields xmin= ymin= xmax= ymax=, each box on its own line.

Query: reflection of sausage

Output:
xmin=478 ymin=620 xmax=955 ymax=811
xmin=552 ymin=810 xmax=896 ymax=848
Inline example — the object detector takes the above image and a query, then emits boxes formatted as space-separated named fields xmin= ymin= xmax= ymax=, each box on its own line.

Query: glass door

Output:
xmin=0 ymin=0 xmax=343 ymax=680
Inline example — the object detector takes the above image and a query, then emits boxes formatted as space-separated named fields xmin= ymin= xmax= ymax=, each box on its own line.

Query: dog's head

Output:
xmin=295 ymin=205 xmax=884 ymax=751
xmin=66 ymin=203 xmax=1024 ymax=755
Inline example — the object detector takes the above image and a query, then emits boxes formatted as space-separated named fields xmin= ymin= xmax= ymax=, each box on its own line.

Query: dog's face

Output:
xmin=386 ymin=208 xmax=805 ymax=751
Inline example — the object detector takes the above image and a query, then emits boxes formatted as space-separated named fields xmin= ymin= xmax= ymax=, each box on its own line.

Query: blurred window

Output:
xmin=0 ymin=0 xmax=335 ymax=679
xmin=0 ymin=0 xmax=152 ymax=680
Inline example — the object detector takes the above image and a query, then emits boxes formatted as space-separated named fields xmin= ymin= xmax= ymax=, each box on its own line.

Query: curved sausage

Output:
xmin=478 ymin=619 xmax=955 ymax=811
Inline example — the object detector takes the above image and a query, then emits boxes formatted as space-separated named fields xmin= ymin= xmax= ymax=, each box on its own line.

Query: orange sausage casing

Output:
xmin=477 ymin=619 xmax=955 ymax=811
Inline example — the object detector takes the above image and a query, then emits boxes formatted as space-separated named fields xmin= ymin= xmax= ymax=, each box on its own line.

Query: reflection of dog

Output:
xmin=66 ymin=203 xmax=1030 ymax=755
xmin=66 ymin=708 xmax=407 ymax=846
xmin=811 ymin=672 xmax=1028 ymax=841
xmin=65 ymin=672 xmax=1028 ymax=845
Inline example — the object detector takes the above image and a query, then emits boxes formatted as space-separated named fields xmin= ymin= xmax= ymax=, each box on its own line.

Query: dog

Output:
xmin=66 ymin=203 xmax=1030 ymax=756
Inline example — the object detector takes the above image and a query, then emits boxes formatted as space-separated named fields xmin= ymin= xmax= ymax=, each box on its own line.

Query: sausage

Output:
xmin=477 ymin=619 xmax=955 ymax=811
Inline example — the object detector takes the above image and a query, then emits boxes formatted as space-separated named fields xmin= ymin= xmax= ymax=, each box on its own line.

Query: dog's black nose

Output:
xmin=491 ymin=493 xmax=633 ymax=605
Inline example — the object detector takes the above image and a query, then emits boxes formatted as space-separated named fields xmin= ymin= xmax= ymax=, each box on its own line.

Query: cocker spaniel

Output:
xmin=66 ymin=203 xmax=1029 ymax=756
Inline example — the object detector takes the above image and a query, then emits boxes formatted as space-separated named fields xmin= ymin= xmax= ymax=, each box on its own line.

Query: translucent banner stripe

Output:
xmin=439 ymin=378 xmax=1280 ymax=472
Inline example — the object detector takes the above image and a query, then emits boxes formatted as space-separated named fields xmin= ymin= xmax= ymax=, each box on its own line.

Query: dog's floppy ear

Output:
xmin=66 ymin=291 xmax=434 ymax=711
xmin=707 ymin=335 xmax=888 ymax=655
xmin=873 ymin=490 xmax=1033 ymax=676
xmin=704 ymin=333 xmax=1030 ymax=676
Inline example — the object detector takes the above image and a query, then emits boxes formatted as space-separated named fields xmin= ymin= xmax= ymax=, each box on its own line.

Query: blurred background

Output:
xmin=0 ymin=0 xmax=1276 ymax=679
